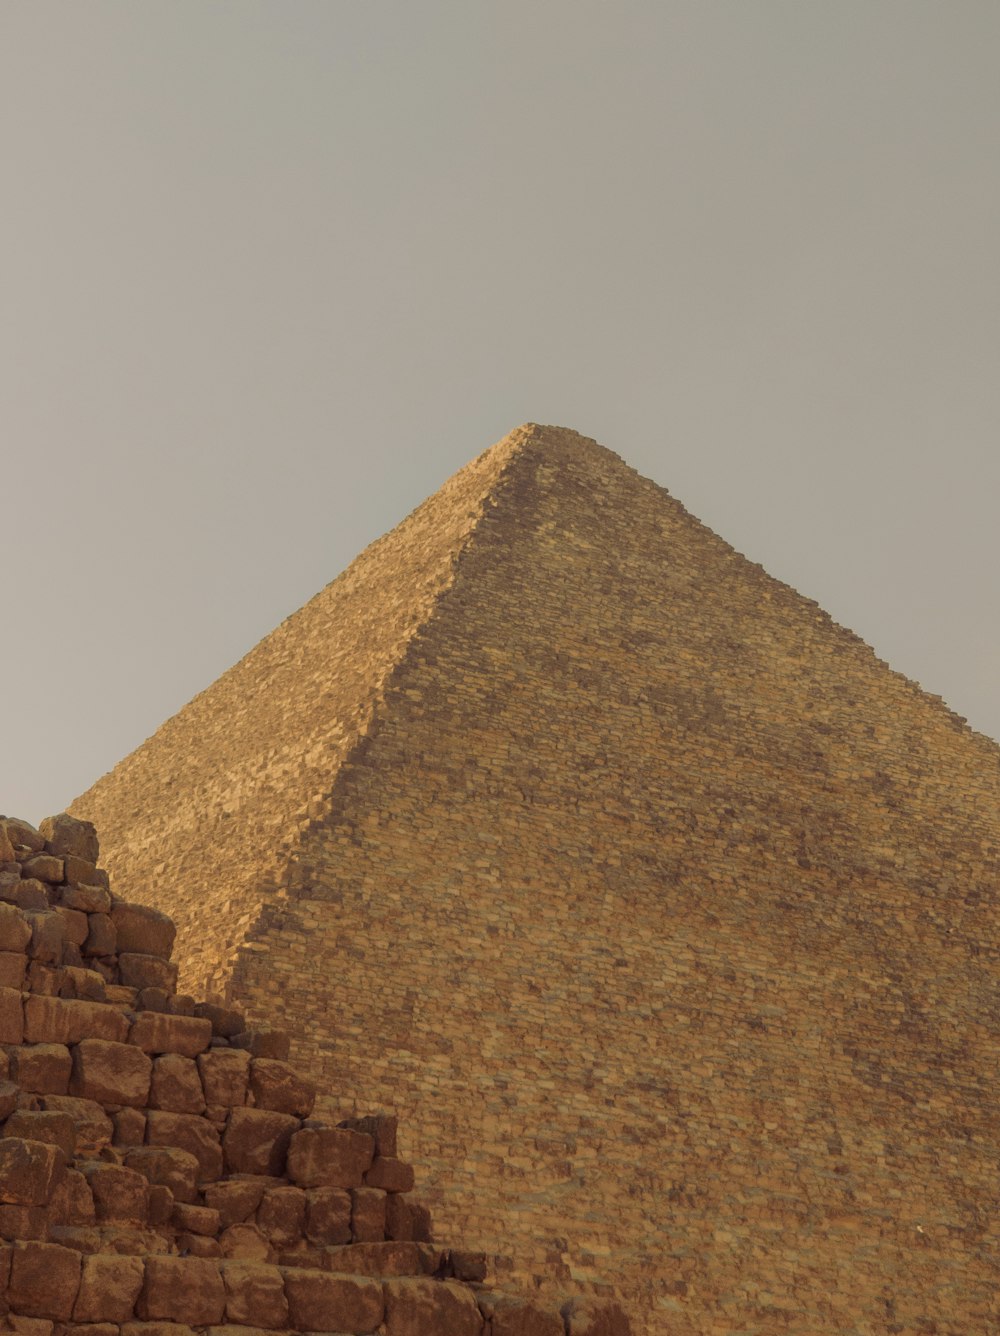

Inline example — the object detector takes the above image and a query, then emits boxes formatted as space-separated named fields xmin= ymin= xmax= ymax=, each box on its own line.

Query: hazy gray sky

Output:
xmin=4 ymin=2 xmax=999 ymax=822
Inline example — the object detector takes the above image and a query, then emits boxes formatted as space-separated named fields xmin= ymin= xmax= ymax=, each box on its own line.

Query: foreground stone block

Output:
xmin=71 ymin=1038 xmax=152 ymax=1107
xmin=4 ymin=1110 xmax=76 ymax=1162
xmin=126 ymin=1145 xmax=200 ymax=1203
xmin=221 ymin=1261 xmax=289 ymax=1328
xmin=41 ymin=1095 xmax=114 ymax=1153
xmin=247 ymin=1058 xmax=315 ymax=1118
xmin=281 ymin=1267 xmax=383 ymax=1333
xmin=383 ymin=1277 xmax=483 ymax=1336
xmin=149 ymin=1052 xmax=206 ymax=1114
xmin=562 ymin=1300 xmax=632 ymax=1336
xmin=73 ymin=1252 xmax=145 ymax=1322
xmin=40 ymin=814 xmax=98 ymax=863
xmin=304 ymin=1186 xmax=351 ymax=1245
xmin=223 ymin=1108 xmax=299 ymax=1176
xmin=0 ymin=902 xmax=32 ymax=952
xmin=146 ymin=1110 xmax=223 ymax=1181
xmin=286 ymin=1126 xmax=373 ymax=1188
xmin=480 ymin=1293 xmax=565 ymax=1336
xmin=10 ymin=1043 xmax=72 ymax=1095
xmin=0 ymin=1137 xmax=64 ymax=1205
xmin=129 ymin=1011 xmax=212 ymax=1057
xmin=198 ymin=1048 xmax=250 ymax=1107
xmin=137 ymin=1256 xmax=226 ymax=1325
xmin=8 ymin=1240 xmax=82 ymax=1320
xmin=110 ymin=900 xmax=175 ymax=960
xmin=24 ymin=996 xmax=129 ymax=1045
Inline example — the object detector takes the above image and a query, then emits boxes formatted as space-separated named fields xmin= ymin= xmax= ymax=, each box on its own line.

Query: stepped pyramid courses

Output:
xmin=72 ymin=424 xmax=1000 ymax=1335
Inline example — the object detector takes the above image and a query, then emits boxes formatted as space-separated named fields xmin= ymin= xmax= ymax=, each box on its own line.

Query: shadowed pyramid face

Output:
xmin=72 ymin=424 xmax=1000 ymax=1335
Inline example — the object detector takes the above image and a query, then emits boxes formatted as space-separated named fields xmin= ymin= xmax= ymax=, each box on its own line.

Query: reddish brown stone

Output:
xmin=4 ymin=1110 xmax=76 ymax=1162
xmin=137 ymin=1256 xmax=226 ymax=1324
xmin=70 ymin=1038 xmax=152 ymax=1107
xmin=339 ymin=1113 xmax=398 ymax=1158
xmin=113 ymin=1106 xmax=147 ymax=1148
xmin=364 ymin=1155 xmax=415 ymax=1193
xmin=149 ymin=1053 xmax=206 ymax=1114
xmin=256 ymin=1186 xmax=306 ymax=1249
xmin=197 ymin=1048 xmax=250 ymax=1108
xmin=304 ymin=1186 xmax=351 ymax=1245
xmin=383 ymin=1277 xmax=483 ymax=1335
xmin=385 ymin=1194 xmax=415 ymax=1241
xmin=218 ymin=1222 xmax=271 ymax=1261
xmin=109 ymin=901 xmax=175 ymax=960
xmin=480 ymin=1294 xmax=564 ymax=1336
xmin=193 ymin=1001 xmax=245 ymax=1038
xmin=281 ymin=1267 xmax=383 ymax=1333
xmin=173 ymin=1202 xmax=221 ymax=1235
xmin=125 ymin=1145 xmax=200 ymax=1204
xmin=82 ymin=1163 xmax=149 ymax=1224
xmin=20 ymin=854 xmax=64 ymax=884
xmin=73 ymin=1252 xmax=145 ymax=1322
xmin=0 ymin=1203 xmax=48 ymax=1240
xmin=47 ymin=1167 xmax=95 ymax=1226
xmin=0 ymin=1136 xmax=64 ymax=1205
xmin=23 ymin=996 xmax=129 ymax=1045
xmin=223 ymin=1108 xmax=298 ymax=1177
xmin=118 ymin=953 xmax=179 ymax=993
xmin=5 ymin=1051 xmax=70 ymax=1104
xmin=61 ymin=882 xmax=111 ymax=913
xmin=205 ymin=1177 xmax=267 ymax=1226
xmin=83 ymin=913 xmax=116 ymax=956
xmin=351 ymin=1186 xmax=387 ymax=1242
xmin=54 ymin=908 xmax=89 ymax=947
xmin=59 ymin=964 xmax=107 ymax=1001
xmin=221 ymin=1261 xmax=289 ymax=1328
xmin=0 ymin=950 xmax=27 ymax=988
xmin=0 ymin=903 xmax=32 ymax=953
xmin=322 ymin=1241 xmax=439 ymax=1277
xmin=39 ymin=1096 xmax=113 ymax=1154
xmin=146 ymin=1110 xmax=223 ymax=1181
xmin=60 ymin=855 xmax=101 ymax=889
xmin=8 ymin=1240 xmax=82 ymax=1320
xmin=561 ymin=1301 xmax=632 ymax=1336
xmin=0 ymin=1077 xmax=15 ymax=1119
xmin=129 ymin=1012 xmax=212 ymax=1057
xmin=231 ymin=1031 xmax=290 ymax=1060
xmin=247 ymin=1058 xmax=315 ymax=1118
xmin=25 ymin=912 xmax=66 ymax=964
xmin=285 ymin=1126 xmax=373 ymax=1188
xmin=40 ymin=815 xmax=98 ymax=863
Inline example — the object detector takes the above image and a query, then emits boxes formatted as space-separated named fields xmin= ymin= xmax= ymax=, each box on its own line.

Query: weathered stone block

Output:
xmin=351 ymin=1186 xmax=387 ymax=1242
xmin=0 ymin=1136 xmax=64 ymax=1205
xmin=47 ymin=1166 xmax=95 ymax=1226
xmin=173 ymin=1201 xmax=221 ymax=1235
xmin=339 ymin=1112 xmax=398 ymax=1158
xmin=70 ymin=1038 xmax=152 ymax=1107
xmin=0 ymin=1202 xmax=48 ymax=1240
xmin=304 ymin=1186 xmax=351 ymax=1245
xmin=198 ymin=1048 xmax=250 ymax=1108
xmin=149 ymin=1052 xmax=206 ymax=1114
xmin=73 ymin=1252 xmax=145 ymax=1322
xmin=223 ymin=1108 xmax=298 ymax=1176
xmin=286 ymin=1126 xmax=373 ymax=1188
xmin=231 ymin=1031 xmax=290 ymax=1060
xmin=129 ymin=1011 xmax=212 ymax=1057
xmin=125 ymin=1145 xmax=200 ymax=1203
xmin=54 ymin=908 xmax=90 ymax=947
xmin=218 ymin=1222 xmax=271 ymax=1261
xmin=194 ymin=1001 xmax=245 ymax=1038
xmin=383 ymin=1277 xmax=483 ymax=1335
xmin=25 ymin=912 xmax=66 ymax=964
xmin=119 ymin=953 xmax=179 ymax=993
xmin=480 ymin=1293 xmax=564 ymax=1336
xmin=41 ymin=1096 xmax=114 ymax=1154
xmin=561 ymin=1300 xmax=632 ymax=1336
xmin=82 ymin=1163 xmax=149 ymax=1224
xmin=59 ymin=965 xmax=107 ymax=1001
xmin=110 ymin=901 xmax=175 ymax=960
xmin=255 ymin=1185 xmax=305 ymax=1248
xmin=137 ymin=1256 xmax=226 ymax=1325
xmin=4 ymin=1110 xmax=76 ymax=1162
xmin=0 ymin=1077 xmax=18 ymax=1118
xmin=364 ymin=1155 xmax=415 ymax=1193
xmin=247 ymin=1058 xmax=315 ymax=1118
xmin=221 ymin=1261 xmax=289 ymax=1328
xmin=281 ymin=1267 xmax=383 ymax=1333
xmin=61 ymin=882 xmax=111 ymax=914
xmin=20 ymin=855 xmax=64 ymax=884
xmin=8 ymin=1240 xmax=82 ymax=1320
xmin=146 ymin=1110 xmax=223 ymax=1181
xmin=23 ymin=996 xmax=129 ymax=1045
xmin=0 ymin=985 xmax=23 ymax=1044
xmin=0 ymin=902 xmax=32 ymax=953
xmin=205 ymin=1177 xmax=267 ymax=1226
xmin=40 ymin=815 xmax=98 ymax=863
xmin=82 ymin=913 xmax=116 ymax=956
xmin=322 ymin=1240 xmax=439 ymax=1277
xmin=0 ymin=949 xmax=27 ymax=988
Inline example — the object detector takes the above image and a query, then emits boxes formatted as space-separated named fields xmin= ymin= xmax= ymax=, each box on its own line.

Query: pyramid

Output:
xmin=73 ymin=424 xmax=1000 ymax=1335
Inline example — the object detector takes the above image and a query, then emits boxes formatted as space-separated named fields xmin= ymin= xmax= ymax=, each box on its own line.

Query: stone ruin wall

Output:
xmin=0 ymin=811 xmax=629 ymax=1336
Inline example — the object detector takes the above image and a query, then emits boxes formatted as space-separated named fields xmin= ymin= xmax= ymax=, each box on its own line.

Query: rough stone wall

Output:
xmin=73 ymin=426 xmax=1000 ymax=1335
xmin=0 ymin=813 xmax=621 ymax=1336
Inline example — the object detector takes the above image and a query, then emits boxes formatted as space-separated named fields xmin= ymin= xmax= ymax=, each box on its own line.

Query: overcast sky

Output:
xmin=3 ymin=2 xmax=999 ymax=822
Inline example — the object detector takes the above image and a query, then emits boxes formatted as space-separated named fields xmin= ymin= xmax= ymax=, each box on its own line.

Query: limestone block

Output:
xmin=281 ymin=1267 xmax=383 ymax=1333
xmin=129 ymin=1012 xmax=212 ymax=1057
xmin=21 ymin=855 xmax=64 ymax=884
xmin=113 ymin=1106 xmax=147 ymax=1147
xmin=81 ymin=1163 xmax=149 ymax=1224
xmin=247 ymin=1058 xmax=315 ymax=1118
xmin=60 ymin=857 xmax=101 ymax=890
xmin=73 ymin=1252 xmax=145 ymax=1322
xmin=54 ymin=908 xmax=90 ymax=947
xmin=218 ymin=1222 xmax=271 ymax=1261
xmin=25 ymin=912 xmax=66 ymax=964
xmin=221 ymin=1261 xmax=289 ymax=1328
xmin=0 ymin=1203 xmax=48 ymax=1241
xmin=0 ymin=902 xmax=32 ymax=952
xmin=70 ymin=1038 xmax=152 ymax=1107
xmin=479 ymin=1293 xmax=564 ymax=1336
xmin=137 ymin=1256 xmax=226 ymax=1325
xmin=47 ymin=1167 xmax=95 ymax=1227
xmin=205 ymin=1177 xmax=267 ymax=1226
xmin=0 ymin=825 xmax=15 ymax=862
xmin=26 ymin=961 xmax=65 ymax=995
xmin=198 ymin=1048 xmax=250 ymax=1108
xmin=351 ymin=1186 xmax=387 ymax=1242
xmin=149 ymin=1053 xmax=206 ymax=1114
xmin=194 ymin=1002 xmax=245 ymax=1038
xmin=385 ymin=1194 xmax=416 ymax=1242
xmin=147 ymin=1182 xmax=174 ymax=1225
xmin=285 ymin=1126 xmax=373 ymax=1189
xmin=4 ymin=1110 xmax=76 ymax=1162
xmin=61 ymin=883 xmax=111 ymax=914
xmin=231 ymin=1031 xmax=290 ymax=1061
xmin=0 ymin=1136 xmax=64 ymax=1205
xmin=0 ymin=1077 xmax=18 ymax=1119
xmin=40 ymin=815 xmax=98 ymax=863
xmin=83 ymin=914 xmax=116 ymax=956
xmin=122 ymin=1324 xmax=197 ymax=1336
xmin=8 ymin=1240 xmax=82 ymax=1320
xmin=561 ymin=1300 xmax=632 ymax=1336
xmin=0 ymin=985 xmax=24 ymax=1044
xmin=0 ymin=950 xmax=27 ymax=988
xmin=340 ymin=1113 xmax=398 ymax=1158
xmin=125 ymin=1145 xmax=200 ymax=1204
xmin=4 ymin=819 xmax=45 ymax=854
xmin=39 ymin=1096 xmax=113 ymax=1154
xmin=364 ymin=1155 xmax=415 ymax=1193
xmin=146 ymin=1110 xmax=223 ymax=1181
xmin=59 ymin=965 xmax=107 ymax=1002
xmin=118 ymin=953 xmax=179 ymax=993
xmin=383 ymin=1277 xmax=483 ymax=1336
xmin=323 ymin=1240 xmax=440 ymax=1277
xmin=7 ymin=881 xmax=49 ymax=912
xmin=24 ymin=996 xmax=129 ymax=1045
xmin=304 ymin=1186 xmax=351 ymax=1245
xmin=223 ymin=1108 xmax=299 ymax=1177
xmin=173 ymin=1201 xmax=221 ymax=1235
xmin=255 ymin=1186 xmax=305 ymax=1249
xmin=110 ymin=901 xmax=175 ymax=960
xmin=135 ymin=987 xmax=171 ymax=1013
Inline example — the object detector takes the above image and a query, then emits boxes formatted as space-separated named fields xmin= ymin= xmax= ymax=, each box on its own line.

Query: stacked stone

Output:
xmin=0 ymin=816 xmax=627 ymax=1336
